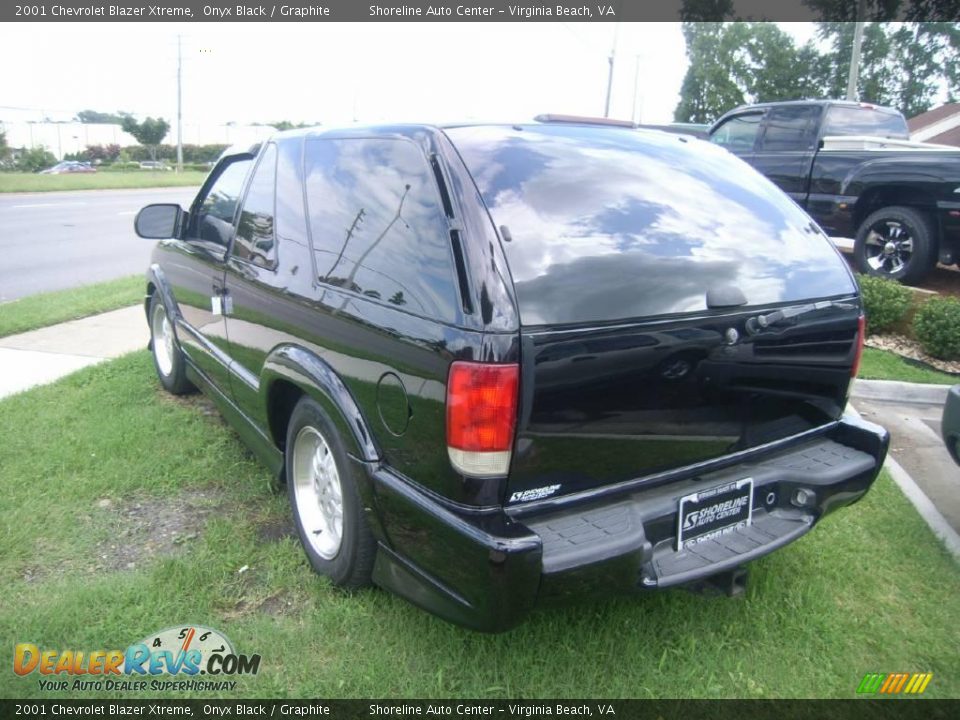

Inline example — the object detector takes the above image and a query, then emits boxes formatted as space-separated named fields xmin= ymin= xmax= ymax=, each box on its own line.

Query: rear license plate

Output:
xmin=677 ymin=478 xmax=753 ymax=550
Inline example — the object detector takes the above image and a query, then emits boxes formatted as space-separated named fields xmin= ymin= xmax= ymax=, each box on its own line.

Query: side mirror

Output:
xmin=135 ymin=204 xmax=185 ymax=239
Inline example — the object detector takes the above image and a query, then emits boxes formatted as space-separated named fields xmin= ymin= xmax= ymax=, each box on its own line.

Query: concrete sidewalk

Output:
xmin=0 ymin=305 xmax=147 ymax=399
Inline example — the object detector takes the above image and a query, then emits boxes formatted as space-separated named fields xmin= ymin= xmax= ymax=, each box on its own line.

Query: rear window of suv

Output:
xmin=447 ymin=124 xmax=856 ymax=326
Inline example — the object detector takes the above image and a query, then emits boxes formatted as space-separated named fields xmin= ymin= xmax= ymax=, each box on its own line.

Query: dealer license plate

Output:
xmin=677 ymin=478 xmax=753 ymax=551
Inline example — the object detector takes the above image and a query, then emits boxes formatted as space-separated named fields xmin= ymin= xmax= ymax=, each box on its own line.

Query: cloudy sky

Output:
xmin=2 ymin=22 xmax=816 ymax=127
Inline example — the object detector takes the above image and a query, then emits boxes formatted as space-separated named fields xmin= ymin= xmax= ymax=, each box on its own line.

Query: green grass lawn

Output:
xmin=0 ymin=172 xmax=206 ymax=193
xmin=0 ymin=276 xmax=144 ymax=339
xmin=1 ymin=352 xmax=958 ymax=699
xmin=859 ymin=347 xmax=958 ymax=385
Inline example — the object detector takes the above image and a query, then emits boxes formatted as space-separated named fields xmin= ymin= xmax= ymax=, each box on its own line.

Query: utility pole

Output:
xmin=631 ymin=54 xmax=642 ymax=124
xmin=846 ymin=0 xmax=867 ymax=101
xmin=176 ymin=34 xmax=183 ymax=173
xmin=603 ymin=22 xmax=620 ymax=118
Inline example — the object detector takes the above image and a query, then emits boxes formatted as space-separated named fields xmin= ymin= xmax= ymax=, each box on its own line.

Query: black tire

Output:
xmin=854 ymin=206 xmax=937 ymax=285
xmin=148 ymin=294 xmax=194 ymax=395
xmin=285 ymin=397 xmax=376 ymax=589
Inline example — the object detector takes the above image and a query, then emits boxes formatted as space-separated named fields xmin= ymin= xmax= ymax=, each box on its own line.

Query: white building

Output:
xmin=1 ymin=113 xmax=276 ymax=159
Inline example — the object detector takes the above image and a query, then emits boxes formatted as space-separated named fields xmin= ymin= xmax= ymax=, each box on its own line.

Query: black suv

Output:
xmin=136 ymin=119 xmax=889 ymax=631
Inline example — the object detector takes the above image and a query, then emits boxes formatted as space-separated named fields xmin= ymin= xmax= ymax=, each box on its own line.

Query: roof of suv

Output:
xmin=266 ymin=116 xmax=659 ymax=142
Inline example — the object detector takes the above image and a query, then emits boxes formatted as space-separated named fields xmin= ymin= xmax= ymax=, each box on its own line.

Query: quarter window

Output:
xmin=233 ymin=144 xmax=278 ymax=269
xmin=304 ymin=138 xmax=460 ymax=322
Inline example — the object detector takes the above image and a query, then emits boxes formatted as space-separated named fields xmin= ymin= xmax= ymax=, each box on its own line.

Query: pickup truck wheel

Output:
xmin=286 ymin=397 xmax=375 ymax=589
xmin=149 ymin=295 xmax=193 ymax=395
xmin=854 ymin=206 xmax=936 ymax=285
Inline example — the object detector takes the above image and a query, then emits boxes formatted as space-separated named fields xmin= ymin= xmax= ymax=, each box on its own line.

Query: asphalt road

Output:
xmin=0 ymin=187 xmax=199 ymax=302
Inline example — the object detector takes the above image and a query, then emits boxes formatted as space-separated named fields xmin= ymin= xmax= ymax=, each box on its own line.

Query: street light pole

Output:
xmin=631 ymin=54 xmax=642 ymax=124
xmin=176 ymin=34 xmax=183 ymax=173
xmin=603 ymin=22 xmax=620 ymax=118
xmin=846 ymin=0 xmax=867 ymax=101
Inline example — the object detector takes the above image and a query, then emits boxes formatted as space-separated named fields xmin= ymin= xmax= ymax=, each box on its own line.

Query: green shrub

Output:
xmin=100 ymin=162 xmax=140 ymax=172
xmin=856 ymin=274 xmax=912 ymax=334
xmin=15 ymin=146 xmax=57 ymax=173
xmin=120 ymin=143 xmax=227 ymax=163
xmin=914 ymin=296 xmax=960 ymax=360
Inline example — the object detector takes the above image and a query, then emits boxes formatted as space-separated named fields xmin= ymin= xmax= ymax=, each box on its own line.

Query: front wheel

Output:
xmin=854 ymin=206 xmax=936 ymax=285
xmin=149 ymin=294 xmax=194 ymax=395
xmin=286 ymin=397 xmax=376 ymax=589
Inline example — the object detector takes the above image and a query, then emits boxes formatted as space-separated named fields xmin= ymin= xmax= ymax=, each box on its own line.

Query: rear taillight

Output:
xmin=446 ymin=361 xmax=519 ymax=478
xmin=851 ymin=315 xmax=865 ymax=378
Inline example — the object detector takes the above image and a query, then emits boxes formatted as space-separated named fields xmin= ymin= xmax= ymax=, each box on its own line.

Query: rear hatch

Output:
xmin=445 ymin=123 xmax=862 ymax=504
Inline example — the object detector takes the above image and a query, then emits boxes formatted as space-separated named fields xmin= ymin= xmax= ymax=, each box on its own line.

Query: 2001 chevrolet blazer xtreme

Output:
xmin=135 ymin=117 xmax=889 ymax=631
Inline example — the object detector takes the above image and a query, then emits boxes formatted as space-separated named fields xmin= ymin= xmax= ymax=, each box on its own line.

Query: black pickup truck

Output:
xmin=709 ymin=100 xmax=960 ymax=284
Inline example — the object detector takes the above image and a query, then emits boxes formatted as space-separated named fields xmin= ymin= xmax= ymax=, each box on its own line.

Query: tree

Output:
xmin=675 ymin=21 xmax=960 ymax=123
xmin=678 ymin=0 xmax=734 ymax=21
xmin=674 ymin=23 xmax=752 ymax=123
xmin=803 ymin=0 xmax=949 ymax=22
xmin=16 ymin=147 xmax=57 ymax=173
xmin=76 ymin=109 xmax=131 ymax=125
xmin=84 ymin=144 xmax=122 ymax=162
xmin=815 ymin=22 xmax=959 ymax=117
xmin=269 ymin=120 xmax=315 ymax=131
xmin=121 ymin=117 xmax=170 ymax=161
xmin=0 ymin=129 xmax=9 ymax=163
xmin=674 ymin=22 xmax=821 ymax=123
xmin=741 ymin=24 xmax=826 ymax=103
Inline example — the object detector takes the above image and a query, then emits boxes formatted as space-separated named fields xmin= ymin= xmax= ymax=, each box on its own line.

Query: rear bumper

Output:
xmin=365 ymin=414 xmax=888 ymax=632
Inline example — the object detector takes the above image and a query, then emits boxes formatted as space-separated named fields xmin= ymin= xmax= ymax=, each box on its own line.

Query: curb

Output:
xmin=884 ymin=453 xmax=960 ymax=563
xmin=847 ymin=404 xmax=960 ymax=563
xmin=851 ymin=378 xmax=951 ymax=405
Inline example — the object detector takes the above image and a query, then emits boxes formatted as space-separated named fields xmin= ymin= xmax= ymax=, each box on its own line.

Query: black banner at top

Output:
xmin=3 ymin=0 xmax=960 ymax=23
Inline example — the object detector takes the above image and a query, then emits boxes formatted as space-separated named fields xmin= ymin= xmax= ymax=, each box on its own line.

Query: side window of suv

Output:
xmin=709 ymin=113 xmax=763 ymax=152
xmin=232 ymin=144 xmax=278 ymax=270
xmin=760 ymin=106 xmax=821 ymax=151
xmin=304 ymin=138 xmax=460 ymax=323
xmin=192 ymin=158 xmax=253 ymax=249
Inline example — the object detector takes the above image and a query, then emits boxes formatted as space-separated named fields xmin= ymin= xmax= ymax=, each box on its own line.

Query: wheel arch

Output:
xmin=260 ymin=344 xmax=381 ymax=464
xmin=144 ymin=264 xmax=184 ymax=346
xmin=853 ymin=185 xmax=939 ymax=233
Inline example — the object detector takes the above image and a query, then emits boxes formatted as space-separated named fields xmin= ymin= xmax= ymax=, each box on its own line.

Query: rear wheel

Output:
xmin=854 ymin=206 xmax=936 ymax=285
xmin=149 ymin=294 xmax=193 ymax=395
xmin=286 ymin=397 xmax=376 ymax=588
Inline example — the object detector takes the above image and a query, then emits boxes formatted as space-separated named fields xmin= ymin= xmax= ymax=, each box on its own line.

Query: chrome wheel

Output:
xmin=151 ymin=302 xmax=175 ymax=377
xmin=863 ymin=220 xmax=914 ymax=275
xmin=291 ymin=426 xmax=344 ymax=560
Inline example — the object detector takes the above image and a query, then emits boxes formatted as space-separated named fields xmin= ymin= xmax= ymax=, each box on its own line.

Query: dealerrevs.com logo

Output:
xmin=13 ymin=625 xmax=261 ymax=692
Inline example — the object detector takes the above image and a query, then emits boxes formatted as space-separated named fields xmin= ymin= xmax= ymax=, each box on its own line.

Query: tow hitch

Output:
xmin=686 ymin=566 xmax=749 ymax=598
